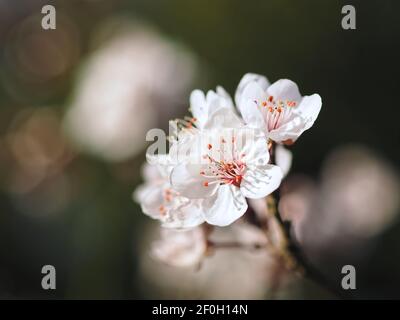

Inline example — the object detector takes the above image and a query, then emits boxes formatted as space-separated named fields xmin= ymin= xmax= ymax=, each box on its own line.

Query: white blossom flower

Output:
xmin=170 ymin=108 xmax=283 ymax=227
xmin=237 ymin=73 xmax=322 ymax=144
xmin=134 ymin=155 xmax=205 ymax=229
xmin=189 ymin=86 xmax=235 ymax=129
xmin=151 ymin=227 xmax=207 ymax=267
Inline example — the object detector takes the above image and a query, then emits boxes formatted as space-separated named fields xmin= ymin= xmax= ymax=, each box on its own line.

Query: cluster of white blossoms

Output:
xmin=134 ymin=73 xmax=321 ymax=267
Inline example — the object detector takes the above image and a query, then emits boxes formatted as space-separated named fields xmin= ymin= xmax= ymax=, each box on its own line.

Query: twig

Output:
xmin=207 ymin=240 xmax=266 ymax=251
xmin=268 ymin=142 xmax=351 ymax=299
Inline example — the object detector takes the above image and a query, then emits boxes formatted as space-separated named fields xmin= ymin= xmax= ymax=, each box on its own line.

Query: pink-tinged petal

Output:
xmin=293 ymin=93 xmax=322 ymax=131
xmin=203 ymin=185 xmax=248 ymax=226
xmin=241 ymin=164 xmax=283 ymax=199
xmin=170 ymin=163 xmax=218 ymax=199
xmin=235 ymin=73 xmax=270 ymax=107
xmin=267 ymin=79 xmax=302 ymax=102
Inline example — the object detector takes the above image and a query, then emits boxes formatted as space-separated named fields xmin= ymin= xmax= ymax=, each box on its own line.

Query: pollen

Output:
xmin=200 ymin=135 xmax=247 ymax=188
xmin=159 ymin=205 xmax=166 ymax=215
xmin=259 ymin=95 xmax=298 ymax=131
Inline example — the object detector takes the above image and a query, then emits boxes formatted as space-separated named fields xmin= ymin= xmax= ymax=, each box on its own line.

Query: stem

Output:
xmin=268 ymin=142 xmax=351 ymax=299
xmin=207 ymin=240 xmax=266 ymax=251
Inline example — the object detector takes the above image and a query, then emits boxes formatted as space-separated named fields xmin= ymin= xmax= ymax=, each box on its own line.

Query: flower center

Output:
xmin=256 ymin=96 xmax=297 ymax=131
xmin=200 ymin=137 xmax=246 ymax=188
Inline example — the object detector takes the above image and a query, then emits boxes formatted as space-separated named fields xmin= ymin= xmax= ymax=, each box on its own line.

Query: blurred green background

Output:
xmin=0 ymin=0 xmax=399 ymax=299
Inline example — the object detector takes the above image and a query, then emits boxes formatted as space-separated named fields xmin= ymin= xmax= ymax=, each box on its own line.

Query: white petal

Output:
xmin=203 ymin=185 xmax=248 ymax=226
xmin=136 ymin=183 xmax=165 ymax=219
xmin=162 ymin=199 xmax=206 ymax=229
xmin=216 ymin=86 xmax=234 ymax=109
xmin=237 ymin=81 xmax=266 ymax=114
xmin=235 ymin=73 xmax=270 ymax=107
xmin=293 ymin=93 xmax=322 ymax=131
xmin=240 ymin=99 xmax=265 ymax=129
xmin=240 ymin=130 xmax=270 ymax=166
xmin=267 ymin=79 xmax=302 ymax=102
xmin=204 ymin=106 xmax=243 ymax=129
xmin=145 ymin=154 xmax=172 ymax=178
xmin=268 ymin=113 xmax=312 ymax=143
xmin=170 ymin=163 xmax=218 ymax=198
xmin=241 ymin=164 xmax=283 ymax=199
xmin=275 ymin=145 xmax=292 ymax=177
xmin=190 ymin=89 xmax=208 ymax=128
xmin=268 ymin=115 xmax=304 ymax=143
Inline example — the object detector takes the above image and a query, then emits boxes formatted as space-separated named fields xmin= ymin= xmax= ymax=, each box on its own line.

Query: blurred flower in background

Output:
xmin=1 ymin=7 xmax=80 ymax=102
xmin=0 ymin=107 xmax=74 ymax=216
xmin=63 ymin=19 xmax=198 ymax=162
xmin=280 ymin=145 xmax=400 ymax=260
xmin=139 ymin=222 xmax=282 ymax=299
xmin=151 ymin=227 xmax=207 ymax=268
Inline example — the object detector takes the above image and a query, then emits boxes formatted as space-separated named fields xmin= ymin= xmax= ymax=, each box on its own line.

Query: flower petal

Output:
xmin=203 ymin=185 xmax=248 ymax=226
xmin=204 ymin=106 xmax=243 ymax=129
xmin=241 ymin=164 xmax=283 ymax=199
xmin=170 ymin=163 xmax=218 ymax=198
xmin=235 ymin=73 xmax=270 ymax=107
xmin=216 ymin=86 xmax=234 ymax=109
xmin=190 ymin=89 xmax=208 ymax=128
xmin=267 ymin=79 xmax=302 ymax=102
xmin=162 ymin=199 xmax=206 ymax=229
xmin=136 ymin=183 xmax=165 ymax=219
xmin=293 ymin=93 xmax=322 ymax=131
xmin=240 ymin=99 xmax=265 ymax=129
xmin=237 ymin=81 xmax=266 ymax=115
xmin=236 ymin=130 xmax=270 ymax=168
xmin=268 ymin=112 xmax=315 ymax=143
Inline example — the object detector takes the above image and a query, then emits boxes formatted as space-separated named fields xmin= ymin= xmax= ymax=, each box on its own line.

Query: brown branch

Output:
xmin=268 ymin=141 xmax=351 ymax=299
xmin=207 ymin=240 xmax=266 ymax=251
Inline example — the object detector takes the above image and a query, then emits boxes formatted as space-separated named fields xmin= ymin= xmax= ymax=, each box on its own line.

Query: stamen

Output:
xmin=257 ymin=95 xmax=297 ymax=131
xmin=201 ymin=137 xmax=247 ymax=188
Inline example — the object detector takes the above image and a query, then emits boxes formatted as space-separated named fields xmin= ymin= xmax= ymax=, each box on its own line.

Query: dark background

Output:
xmin=0 ymin=0 xmax=399 ymax=299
